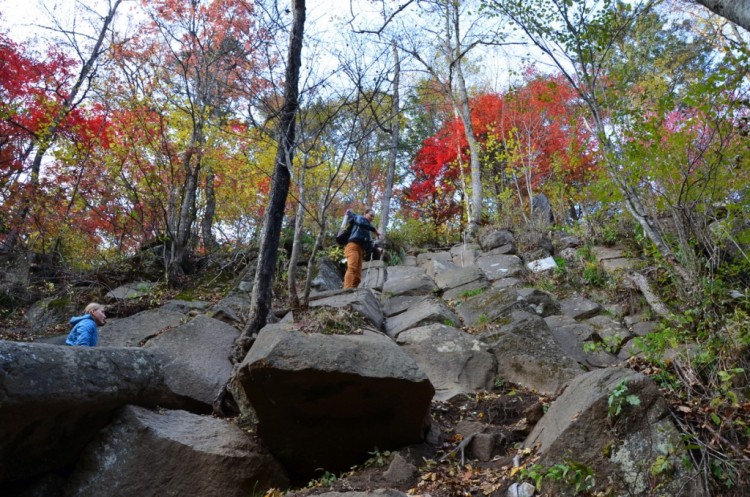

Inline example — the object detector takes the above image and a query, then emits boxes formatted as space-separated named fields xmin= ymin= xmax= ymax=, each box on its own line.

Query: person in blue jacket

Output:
xmin=65 ymin=303 xmax=107 ymax=346
xmin=343 ymin=208 xmax=380 ymax=289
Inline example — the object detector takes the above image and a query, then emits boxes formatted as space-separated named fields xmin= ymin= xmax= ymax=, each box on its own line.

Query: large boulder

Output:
xmin=311 ymin=256 xmax=344 ymax=292
xmin=545 ymin=315 xmax=621 ymax=368
xmin=478 ymin=229 xmax=515 ymax=251
xmin=385 ymin=296 xmax=461 ymax=338
xmin=233 ymin=327 xmax=434 ymax=478
xmin=480 ymin=310 xmax=583 ymax=395
xmin=0 ymin=342 xmax=169 ymax=483
xmin=98 ymin=307 xmax=187 ymax=347
xmin=396 ymin=323 xmax=496 ymax=401
xmin=475 ymin=254 xmax=525 ymax=281
xmin=62 ymin=405 xmax=289 ymax=497
xmin=105 ymin=281 xmax=156 ymax=301
xmin=24 ymin=296 xmax=75 ymax=333
xmin=453 ymin=287 xmax=528 ymax=327
xmin=144 ymin=314 xmax=239 ymax=412
xmin=309 ymin=288 xmax=384 ymax=330
xmin=382 ymin=266 xmax=437 ymax=296
xmin=515 ymin=288 xmax=561 ymax=317
xmin=433 ymin=265 xmax=489 ymax=301
xmin=525 ymin=368 xmax=707 ymax=497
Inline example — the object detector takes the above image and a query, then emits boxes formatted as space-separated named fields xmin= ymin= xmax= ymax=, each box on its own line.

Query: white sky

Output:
xmin=0 ymin=0 xmax=519 ymax=95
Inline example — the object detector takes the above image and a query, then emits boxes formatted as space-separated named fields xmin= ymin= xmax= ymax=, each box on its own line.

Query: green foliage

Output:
xmin=307 ymin=470 xmax=337 ymax=488
xmin=607 ymin=380 xmax=641 ymax=421
xmin=362 ymin=448 xmax=393 ymax=468
xmin=387 ymin=213 xmax=460 ymax=250
xmin=459 ymin=287 xmax=486 ymax=300
xmin=582 ymin=262 xmax=608 ymax=288
xmin=521 ymin=460 xmax=595 ymax=495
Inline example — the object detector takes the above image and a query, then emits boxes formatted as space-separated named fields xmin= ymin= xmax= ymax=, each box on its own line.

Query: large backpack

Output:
xmin=335 ymin=210 xmax=354 ymax=247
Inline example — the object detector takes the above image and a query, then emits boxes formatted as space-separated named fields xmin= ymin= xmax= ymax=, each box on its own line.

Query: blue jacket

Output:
xmin=347 ymin=214 xmax=377 ymax=252
xmin=65 ymin=314 xmax=99 ymax=346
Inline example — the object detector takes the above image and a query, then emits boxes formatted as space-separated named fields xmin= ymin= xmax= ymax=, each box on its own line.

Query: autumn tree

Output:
xmin=0 ymin=0 xmax=123 ymax=259
xmin=404 ymin=72 xmax=595 ymax=230
xmin=119 ymin=0 xmax=267 ymax=275
xmin=483 ymin=0 xmax=745 ymax=295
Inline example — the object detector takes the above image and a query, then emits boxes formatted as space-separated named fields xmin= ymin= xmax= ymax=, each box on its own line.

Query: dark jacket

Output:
xmin=65 ymin=314 xmax=99 ymax=346
xmin=347 ymin=214 xmax=377 ymax=252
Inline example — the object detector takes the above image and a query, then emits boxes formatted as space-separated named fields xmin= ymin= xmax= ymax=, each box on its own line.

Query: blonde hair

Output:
xmin=84 ymin=302 xmax=105 ymax=314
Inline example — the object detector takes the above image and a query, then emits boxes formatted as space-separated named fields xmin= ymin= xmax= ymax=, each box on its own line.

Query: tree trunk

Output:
xmin=171 ymin=137 xmax=203 ymax=276
xmin=378 ymin=40 xmax=401 ymax=239
xmin=231 ymin=0 xmax=306 ymax=363
xmin=287 ymin=162 xmax=307 ymax=309
xmin=693 ymin=1 xmax=750 ymax=31
xmin=201 ymin=165 xmax=217 ymax=252
xmin=447 ymin=3 xmax=482 ymax=239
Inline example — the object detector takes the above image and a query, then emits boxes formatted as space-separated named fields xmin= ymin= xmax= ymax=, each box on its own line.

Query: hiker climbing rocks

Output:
xmin=343 ymin=208 xmax=380 ymax=289
xmin=65 ymin=302 xmax=107 ymax=346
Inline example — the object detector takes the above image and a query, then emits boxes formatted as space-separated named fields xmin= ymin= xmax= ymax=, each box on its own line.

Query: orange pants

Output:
xmin=343 ymin=242 xmax=364 ymax=288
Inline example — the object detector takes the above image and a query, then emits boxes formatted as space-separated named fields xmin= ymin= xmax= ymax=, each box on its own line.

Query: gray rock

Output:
xmin=105 ymin=281 xmax=155 ymax=301
xmin=144 ymin=314 xmax=238 ymax=411
xmin=585 ymin=315 xmax=632 ymax=352
xmin=454 ymin=287 xmax=527 ymax=327
xmin=557 ymin=235 xmax=582 ymax=249
xmin=0 ymin=342 xmax=169 ymax=483
xmin=450 ymin=244 xmax=480 ymax=267
xmin=24 ymin=297 xmax=75 ymax=333
xmin=471 ymin=432 xmax=494 ymax=461
xmin=382 ymin=266 xmax=437 ymax=296
xmin=516 ymin=288 xmax=561 ymax=317
xmin=492 ymin=277 xmax=521 ymax=289
xmin=423 ymin=258 xmax=458 ymax=280
xmin=160 ymin=299 xmax=211 ymax=313
xmin=545 ymin=315 xmax=620 ymax=368
xmin=434 ymin=265 xmax=486 ymax=292
xmin=396 ymin=323 xmax=497 ymax=401
xmin=601 ymin=257 xmax=636 ymax=273
xmin=558 ymin=246 xmax=579 ymax=262
xmin=416 ymin=251 xmax=453 ymax=268
xmin=475 ymin=254 xmax=525 ymax=281
xmin=479 ymin=229 xmax=515 ymax=251
xmin=591 ymin=246 xmax=625 ymax=261
xmin=442 ymin=278 xmax=491 ymax=301
xmin=631 ymin=321 xmax=657 ymax=336
xmin=385 ymin=297 xmax=461 ymax=338
xmin=310 ymin=288 xmax=383 ymax=330
xmin=383 ymin=453 xmax=418 ymax=485
xmin=209 ymin=293 xmax=251 ymax=325
xmin=525 ymin=368 xmax=707 ymax=497
xmin=62 ymin=406 xmax=289 ymax=497
xmin=312 ymin=256 xmax=344 ymax=291
xmin=507 ymin=482 xmax=536 ymax=497
xmin=559 ymin=296 xmax=602 ymax=320
xmin=526 ymin=256 xmax=557 ymax=273
xmin=382 ymin=295 xmax=430 ymax=318
xmin=361 ymin=259 xmax=386 ymax=289
xmin=485 ymin=243 xmax=516 ymax=255
xmin=98 ymin=308 xmax=187 ymax=347
xmin=481 ymin=310 xmax=583 ymax=395
xmin=234 ymin=327 xmax=434 ymax=478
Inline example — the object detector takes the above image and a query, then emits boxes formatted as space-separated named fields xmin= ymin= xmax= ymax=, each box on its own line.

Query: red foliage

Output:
xmin=403 ymin=70 xmax=597 ymax=225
